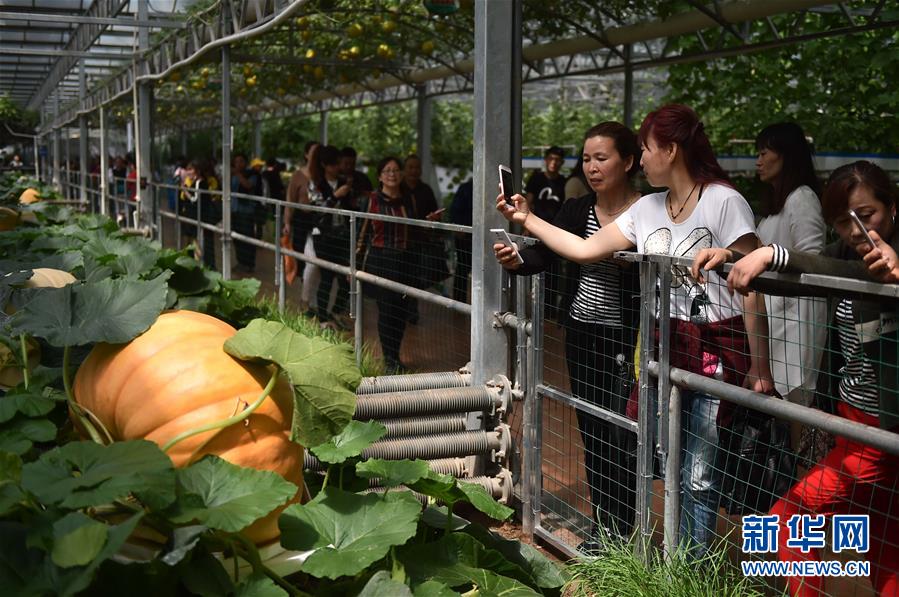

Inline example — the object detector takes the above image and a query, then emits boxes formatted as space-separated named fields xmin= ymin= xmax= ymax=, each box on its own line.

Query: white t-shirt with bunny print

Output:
xmin=614 ymin=183 xmax=757 ymax=323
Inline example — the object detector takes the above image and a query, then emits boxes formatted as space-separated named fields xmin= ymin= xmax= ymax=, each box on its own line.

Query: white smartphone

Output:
xmin=498 ymin=165 xmax=515 ymax=206
xmin=847 ymin=210 xmax=877 ymax=250
xmin=490 ymin=228 xmax=524 ymax=265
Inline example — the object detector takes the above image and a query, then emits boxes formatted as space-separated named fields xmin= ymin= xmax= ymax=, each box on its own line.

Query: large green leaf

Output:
xmin=279 ymin=487 xmax=421 ymax=579
xmin=311 ymin=420 xmax=386 ymax=465
xmin=234 ymin=572 xmax=289 ymax=597
xmin=224 ymin=319 xmax=359 ymax=447
xmin=21 ymin=440 xmax=176 ymax=510
xmin=0 ymin=451 xmax=22 ymax=483
xmin=0 ymin=417 xmax=57 ymax=455
xmin=0 ymin=389 xmax=57 ymax=423
xmin=81 ymin=234 xmax=160 ymax=277
xmin=412 ymin=580 xmax=458 ymax=597
xmin=462 ymin=525 xmax=567 ymax=590
xmin=457 ymin=483 xmax=513 ymax=521
xmin=355 ymin=458 xmax=430 ymax=487
xmin=50 ymin=512 xmax=108 ymax=568
xmin=358 ymin=570 xmax=413 ymax=597
xmin=398 ymin=534 xmax=539 ymax=596
xmin=408 ymin=471 xmax=512 ymax=521
xmin=10 ymin=272 xmax=170 ymax=346
xmin=168 ymin=456 xmax=297 ymax=533
xmin=160 ymin=525 xmax=207 ymax=566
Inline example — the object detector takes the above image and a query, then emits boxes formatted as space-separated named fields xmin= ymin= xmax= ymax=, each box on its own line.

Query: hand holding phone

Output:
xmin=491 ymin=228 xmax=524 ymax=266
xmin=848 ymin=210 xmax=877 ymax=250
xmin=498 ymin=165 xmax=515 ymax=206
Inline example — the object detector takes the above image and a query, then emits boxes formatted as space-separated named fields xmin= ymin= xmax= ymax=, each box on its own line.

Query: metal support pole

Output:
xmin=511 ymin=0 xmax=523 ymax=188
xmin=32 ymin=135 xmax=39 ymax=180
xmin=318 ymin=110 xmax=328 ymax=145
xmin=471 ymin=0 xmax=516 ymax=387
xmin=350 ymin=213 xmax=362 ymax=368
xmin=664 ymin=385 xmax=682 ymax=561
xmin=275 ymin=204 xmax=285 ymax=312
xmin=136 ymin=0 xmax=153 ymax=229
xmin=529 ymin=272 xmax=545 ymax=535
xmin=623 ymin=44 xmax=634 ymax=130
xmin=518 ymin=274 xmax=534 ymax=537
xmin=79 ymin=60 xmax=88 ymax=207
xmin=252 ymin=119 xmax=263 ymax=158
xmin=635 ymin=261 xmax=659 ymax=561
xmin=99 ymin=106 xmax=108 ymax=216
xmin=221 ymin=42 xmax=233 ymax=280
xmin=416 ymin=86 xmax=438 ymax=192
xmin=52 ymin=94 xmax=60 ymax=189
xmin=64 ymin=127 xmax=71 ymax=198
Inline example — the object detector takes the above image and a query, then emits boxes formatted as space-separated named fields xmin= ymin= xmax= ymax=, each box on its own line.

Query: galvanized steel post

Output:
xmin=78 ymin=60 xmax=88 ymax=208
xmin=136 ymin=0 xmax=154 ymax=228
xmin=99 ymin=106 xmax=108 ymax=216
xmin=636 ymin=260 xmax=659 ymax=560
xmin=220 ymin=37 xmax=233 ymax=280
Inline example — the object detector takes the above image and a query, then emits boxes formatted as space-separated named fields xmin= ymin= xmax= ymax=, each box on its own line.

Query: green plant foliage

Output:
xmin=310 ymin=420 xmax=387 ymax=465
xmin=408 ymin=469 xmax=513 ymax=522
xmin=461 ymin=524 xmax=567 ymax=590
xmin=10 ymin=273 xmax=171 ymax=347
xmin=234 ymin=572 xmax=289 ymax=597
xmin=167 ymin=456 xmax=298 ymax=533
xmin=224 ymin=319 xmax=360 ymax=447
xmin=666 ymin=16 xmax=899 ymax=154
xmin=358 ymin=570 xmax=414 ymax=597
xmin=279 ymin=487 xmax=423 ymax=579
xmin=20 ymin=440 xmax=176 ymax=511
xmin=51 ymin=512 xmax=109 ymax=568
xmin=411 ymin=580 xmax=458 ymax=596
xmin=355 ymin=457 xmax=430 ymax=487
xmin=565 ymin=531 xmax=767 ymax=597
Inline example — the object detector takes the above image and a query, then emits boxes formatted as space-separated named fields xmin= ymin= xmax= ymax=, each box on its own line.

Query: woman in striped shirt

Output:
xmin=692 ymin=161 xmax=899 ymax=596
xmin=494 ymin=122 xmax=642 ymax=549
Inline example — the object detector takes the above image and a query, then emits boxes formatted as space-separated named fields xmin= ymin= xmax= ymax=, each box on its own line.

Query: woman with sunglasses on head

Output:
xmin=356 ymin=157 xmax=413 ymax=375
xmin=497 ymin=104 xmax=774 ymax=557
xmin=496 ymin=122 xmax=642 ymax=550
xmin=693 ymin=160 xmax=899 ymax=596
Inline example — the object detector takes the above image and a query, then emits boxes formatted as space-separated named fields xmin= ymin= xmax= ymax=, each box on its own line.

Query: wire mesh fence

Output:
xmin=58 ymin=168 xmax=473 ymax=377
xmin=517 ymin=250 xmax=899 ymax=597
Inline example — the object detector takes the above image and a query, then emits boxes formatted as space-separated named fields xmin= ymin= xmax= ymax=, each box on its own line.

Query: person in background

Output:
xmin=308 ymin=145 xmax=355 ymax=326
xmin=449 ymin=178 xmax=473 ymax=303
xmin=231 ymin=153 xmax=262 ymax=274
xmin=754 ymin=122 xmax=828 ymax=455
xmin=401 ymin=154 xmax=444 ymax=324
xmin=495 ymin=122 xmax=642 ymax=551
xmin=498 ymin=104 xmax=773 ymax=557
xmin=565 ymin=150 xmax=590 ymax=201
xmin=357 ymin=157 xmax=413 ymax=374
xmin=339 ymin=146 xmax=373 ymax=208
xmin=284 ymin=141 xmax=320 ymax=313
xmin=193 ymin=159 xmax=222 ymax=270
xmin=525 ymin=145 xmax=568 ymax=320
xmin=249 ymin=157 xmax=270 ymax=241
xmin=692 ymin=160 xmax=899 ymax=597
xmin=8 ymin=154 xmax=23 ymax=170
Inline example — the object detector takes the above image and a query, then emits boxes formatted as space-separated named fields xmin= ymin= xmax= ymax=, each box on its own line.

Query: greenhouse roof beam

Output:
xmin=0 ymin=47 xmax=134 ymax=60
xmin=0 ymin=11 xmax=184 ymax=28
xmin=27 ymin=0 xmax=131 ymax=111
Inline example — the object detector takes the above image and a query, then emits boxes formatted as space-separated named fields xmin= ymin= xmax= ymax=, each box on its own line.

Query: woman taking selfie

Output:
xmin=497 ymin=104 xmax=773 ymax=556
xmin=495 ymin=122 xmax=641 ymax=548
xmin=692 ymin=160 xmax=899 ymax=596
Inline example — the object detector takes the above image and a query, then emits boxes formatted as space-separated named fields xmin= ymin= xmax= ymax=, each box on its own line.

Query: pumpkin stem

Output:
xmin=63 ymin=345 xmax=106 ymax=445
xmin=19 ymin=334 xmax=29 ymax=389
xmin=162 ymin=367 xmax=280 ymax=453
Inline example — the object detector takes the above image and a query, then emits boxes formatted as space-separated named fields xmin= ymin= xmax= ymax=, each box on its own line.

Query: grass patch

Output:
xmin=565 ymin=530 xmax=774 ymax=597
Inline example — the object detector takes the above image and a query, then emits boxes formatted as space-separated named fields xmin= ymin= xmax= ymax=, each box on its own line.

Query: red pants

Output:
xmin=769 ymin=403 xmax=899 ymax=596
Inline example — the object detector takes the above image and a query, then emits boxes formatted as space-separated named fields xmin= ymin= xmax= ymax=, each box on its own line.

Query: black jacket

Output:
xmin=509 ymin=193 xmax=641 ymax=329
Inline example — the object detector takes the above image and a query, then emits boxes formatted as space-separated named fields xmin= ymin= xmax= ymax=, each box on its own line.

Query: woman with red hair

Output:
xmin=496 ymin=104 xmax=774 ymax=556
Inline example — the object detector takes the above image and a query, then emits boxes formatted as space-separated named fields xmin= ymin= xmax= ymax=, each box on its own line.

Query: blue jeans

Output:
xmin=678 ymin=391 xmax=721 ymax=558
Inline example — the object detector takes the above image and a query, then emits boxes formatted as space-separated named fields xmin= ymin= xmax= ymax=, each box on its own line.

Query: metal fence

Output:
xmin=50 ymin=167 xmax=899 ymax=594
xmin=506 ymin=249 xmax=899 ymax=596
xmin=55 ymin=167 xmax=473 ymax=376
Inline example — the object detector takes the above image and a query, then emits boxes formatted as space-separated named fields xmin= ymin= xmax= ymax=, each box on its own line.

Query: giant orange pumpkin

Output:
xmin=73 ymin=310 xmax=303 ymax=544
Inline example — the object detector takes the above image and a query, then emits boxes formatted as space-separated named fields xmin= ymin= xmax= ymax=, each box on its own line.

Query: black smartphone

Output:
xmin=498 ymin=165 xmax=514 ymax=206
